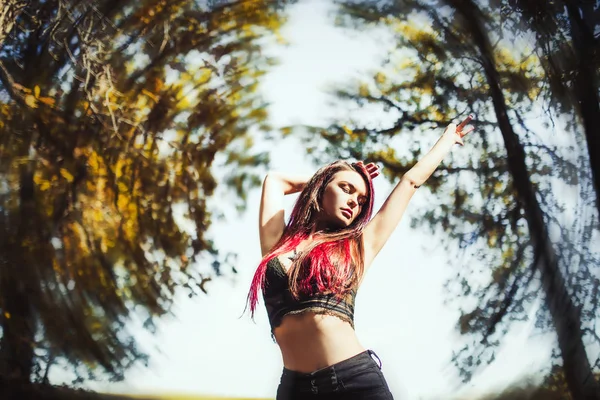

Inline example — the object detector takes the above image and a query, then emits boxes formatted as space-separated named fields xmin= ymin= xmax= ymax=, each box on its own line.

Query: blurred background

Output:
xmin=0 ymin=0 xmax=599 ymax=399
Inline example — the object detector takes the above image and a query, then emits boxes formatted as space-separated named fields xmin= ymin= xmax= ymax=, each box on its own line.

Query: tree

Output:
xmin=447 ymin=1 xmax=598 ymax=398
xmin=287 ymin=0 xmax=599 ymax=398
xmin=504 ymin=0 xmax=600 ymax=223
xmin=0 ymin=0 xmax=289 ymax=384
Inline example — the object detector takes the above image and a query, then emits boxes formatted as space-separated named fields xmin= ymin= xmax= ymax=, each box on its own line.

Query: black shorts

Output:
xmin=276 ymin=350 xmax=394 ymax=400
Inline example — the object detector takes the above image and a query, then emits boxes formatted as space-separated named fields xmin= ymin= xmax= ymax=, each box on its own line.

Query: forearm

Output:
xmin=361 ymin=134 xmax=456 ymax=259
xmin=265 ymin=171 xmax=311 ymax=195
xmin=402 ymin=133 xmax=456 ymax=187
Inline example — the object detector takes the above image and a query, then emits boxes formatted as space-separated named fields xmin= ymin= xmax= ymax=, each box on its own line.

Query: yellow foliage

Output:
xmin=60 ymin=168 xmax=75 ymax=183
xmin=142 ymin=89 xmax=159 ymax=103
xmin=33 ymin=171 xmax=45 ymax=185
xmin=527 ymin=86 xmax=541 ymax=101
xmin=503 ymin=246 xmax=515 ymax=260
xmin=495 ymin=48 xmax=517 ymax=69
xmin=88 ymin=151 xmax=100 ymax=170
xmin=0 ymin=0 xmax=287 ymax=381
xmin=25 ymin=94 xmax=38 ymax=108
xmin=358 ymin=83 xmax=370 ymax=97
xmin=92 ymin=208 xmax=105 ymax=223
xmin=375 ymin=72 xmax=387 ymax=85
xmin=38 ymin=96 xmax=56 ymax=106
xmin=394 ymin=21 xmax=434 ymax=43
xmin=198 ymin=68 xmax=212 ymax=83
xmin=117 ymin=194 xmax=129 ymax=210
xmin=341 ymin=125 xmax=354 ymax=135
xmin=38 ymin=180 xmax=51 ymax=191
xmin=395 ymin=59 xmax=414 ymax=72
xmin=494 ymin=181 xmax=504 ymax=193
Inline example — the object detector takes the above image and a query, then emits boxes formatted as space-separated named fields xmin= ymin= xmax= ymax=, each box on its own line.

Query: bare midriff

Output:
xmin=273 ymin=311 xmax=365 ymax=373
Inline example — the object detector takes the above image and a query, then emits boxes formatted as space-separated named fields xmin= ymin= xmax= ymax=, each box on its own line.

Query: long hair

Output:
xmin=246 ymin=161 xmax=375 ymax=317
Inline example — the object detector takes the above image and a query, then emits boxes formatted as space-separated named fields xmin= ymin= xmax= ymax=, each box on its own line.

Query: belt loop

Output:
xmin=331 ymin=365 xmax=338 ymax=388
xmin=368 ymin=349 xmax=383 ymax=369
xmin=310 ymin=378 xmax=318 ymax=394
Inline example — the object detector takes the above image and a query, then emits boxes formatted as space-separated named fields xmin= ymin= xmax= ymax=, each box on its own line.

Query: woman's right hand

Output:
xmin=443 ymin=114 xmax=475 ymax=146
xmin=356 ymin=161 xmax=381 ymax=180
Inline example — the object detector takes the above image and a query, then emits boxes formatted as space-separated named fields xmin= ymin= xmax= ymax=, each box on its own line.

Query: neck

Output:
xmin=309 ymin=221 xmax=328 ymax=237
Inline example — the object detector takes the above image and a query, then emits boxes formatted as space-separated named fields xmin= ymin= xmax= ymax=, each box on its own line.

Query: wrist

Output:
xmin=266 ymin=172 xmax=309 ymax=195
xmin=440 ymin=131 xmax=457 ymax=143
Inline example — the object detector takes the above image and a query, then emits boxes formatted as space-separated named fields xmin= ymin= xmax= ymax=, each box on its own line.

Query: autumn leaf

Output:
xmin=38 ymin=96 xmax=56 ymax=106
xmin=25 ymin=94 xmax=38 ymax=108
xmin=60 ymin=168 xmax=74 ymax=182
xmin=38 ymin=181 xmax=51 ymax=191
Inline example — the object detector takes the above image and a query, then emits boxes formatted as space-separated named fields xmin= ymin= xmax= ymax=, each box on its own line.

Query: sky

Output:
xmin=73 ymin=1 xmax=559 ymax=399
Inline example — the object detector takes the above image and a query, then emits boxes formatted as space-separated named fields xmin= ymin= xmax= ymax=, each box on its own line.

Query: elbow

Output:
xmin=264 ymin=171 xmax=279 ymax=185
xmin=265 ymin=170 xmax=285 ymax=180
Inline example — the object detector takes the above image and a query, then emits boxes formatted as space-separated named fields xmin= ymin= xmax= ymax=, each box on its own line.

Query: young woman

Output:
xmin=247 ymin=116 xmax=474 ymax=399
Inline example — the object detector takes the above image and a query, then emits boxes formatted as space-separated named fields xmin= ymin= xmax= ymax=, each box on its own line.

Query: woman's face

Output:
xmin=318 ymin=169 xmax=368 ymax=228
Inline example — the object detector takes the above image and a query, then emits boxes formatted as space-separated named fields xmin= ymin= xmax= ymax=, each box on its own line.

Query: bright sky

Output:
xmin=79 ymin=1 xmax=559 ymax=399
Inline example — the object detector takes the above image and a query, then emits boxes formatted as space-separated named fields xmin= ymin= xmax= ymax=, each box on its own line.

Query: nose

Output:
xmin=347 ymin=197 xmax=357 ymax=208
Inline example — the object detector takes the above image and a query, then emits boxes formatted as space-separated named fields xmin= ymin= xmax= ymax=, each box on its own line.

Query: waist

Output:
xmin=274 ymin=312 xmax=363 ymax=372
xmin=278 ymin=350 xmax=385 ymax=396
xmin=282 ymin=350 xmax=381 ymax=377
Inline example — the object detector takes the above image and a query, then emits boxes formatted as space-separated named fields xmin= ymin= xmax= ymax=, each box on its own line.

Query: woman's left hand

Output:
xmin=356 ymin=161 xmax=381 ymax=180
xmin=444 ymin=114 xmax=475 ymax=146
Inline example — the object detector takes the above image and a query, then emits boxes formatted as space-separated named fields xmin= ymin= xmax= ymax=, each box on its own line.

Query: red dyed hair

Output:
xmin=246 ymin=161 xmax=375 ymax=317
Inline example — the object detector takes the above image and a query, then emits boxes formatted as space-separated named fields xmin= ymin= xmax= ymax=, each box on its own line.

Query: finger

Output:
xmin=457 ymin=114 xmax=474 ymax=131
xmin=461 ymin=126 xmax=475 ymax=136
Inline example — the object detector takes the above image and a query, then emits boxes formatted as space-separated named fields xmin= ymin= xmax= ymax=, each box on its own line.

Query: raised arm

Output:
xmin=259 ymin=172 xmax=311 ymax=256
xmin=362 ymin=116 xmax=474 ymax=268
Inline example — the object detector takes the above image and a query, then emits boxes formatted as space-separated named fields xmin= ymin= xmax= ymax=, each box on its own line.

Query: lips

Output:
xmin=341 ymin=208 xmax=353 ymax=219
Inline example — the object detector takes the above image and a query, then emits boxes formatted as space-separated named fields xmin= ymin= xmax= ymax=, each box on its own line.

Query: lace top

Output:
xmin=263 ymin=257 xmax=357 ymax=332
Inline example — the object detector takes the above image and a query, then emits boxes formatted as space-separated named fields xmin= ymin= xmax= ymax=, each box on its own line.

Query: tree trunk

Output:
xmin=452 ymin=1 xmax=600 ymax=398
xmin=0 ymin=168 xmax=36 ymax=382
xmin=0 ymin=2 xmax=41 ymax=381
xmin=565 ymin=0 xmax=600 ymax=222
xmin=0 ymin=276 xmax=35 ymax=382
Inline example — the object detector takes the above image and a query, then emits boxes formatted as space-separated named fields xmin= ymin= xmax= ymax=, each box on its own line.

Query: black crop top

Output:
xmin=263 ymin=257 xmax=357 ymax=332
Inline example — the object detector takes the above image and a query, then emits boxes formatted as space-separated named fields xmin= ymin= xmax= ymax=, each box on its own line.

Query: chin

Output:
xmin=321 ymin=212 xmax=352 ymax=230
xmin=337 ymin=216 xmax=353 ymax=227
xmin=327 ymin=218 xmax=348 ymax=230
